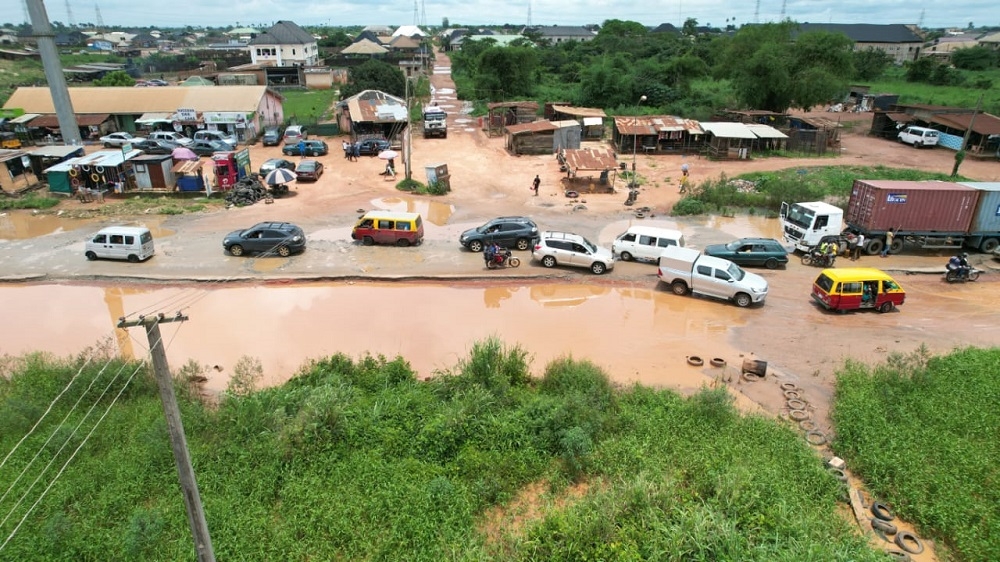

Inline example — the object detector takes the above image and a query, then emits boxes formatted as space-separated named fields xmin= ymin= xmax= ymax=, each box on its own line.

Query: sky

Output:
xmin=16 ymin=0 xmax=997 ymax=31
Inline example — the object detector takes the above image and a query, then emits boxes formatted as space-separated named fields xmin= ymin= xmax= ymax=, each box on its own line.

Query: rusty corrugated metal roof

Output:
xmin=3 ymin=86 xmax=274 ymax=114
xmin=614 ymin=115 xmax=703 ymax=135
xmin=562 ymin=147 xmax=618 ymax=171
xmin=506 ymin=120 xmax=556 ymax=134
xmin=932 ymin=112 xmax=1000 ymax=136
xmin=29 ymin=113 xmax=110 ymax=127
xmin=487 ymin=101 xmax=539 ymax=110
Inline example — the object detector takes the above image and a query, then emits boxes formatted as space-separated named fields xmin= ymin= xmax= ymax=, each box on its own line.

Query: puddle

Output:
xmin=0 ymin=282 xmax=748 ymax=399
xmin=0 ymin=211 xmax=97 ymax=240
xmin=374 ymin=197 xmax=454 ymax=226
xmin=699 ymin=214 xmax=784 ymax=240
xmin=249 ymin=258 xmax=288 ymax=273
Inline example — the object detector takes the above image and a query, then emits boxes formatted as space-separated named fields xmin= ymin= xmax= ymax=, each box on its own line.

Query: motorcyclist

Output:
xmin=948 ymin=252 xmax=970 ymax=278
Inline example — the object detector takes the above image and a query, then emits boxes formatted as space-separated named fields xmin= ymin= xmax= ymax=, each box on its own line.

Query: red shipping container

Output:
xmin=846 ymin=180 xmax=979 ymax=233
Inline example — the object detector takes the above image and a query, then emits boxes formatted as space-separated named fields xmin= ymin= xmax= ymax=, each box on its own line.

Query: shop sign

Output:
xmin=176 ymin=108 xmax=198 ymax=122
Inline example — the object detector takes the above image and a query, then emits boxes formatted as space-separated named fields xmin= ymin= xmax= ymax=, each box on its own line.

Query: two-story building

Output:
xmin=248 ymin=20 xmax=319 ymax=68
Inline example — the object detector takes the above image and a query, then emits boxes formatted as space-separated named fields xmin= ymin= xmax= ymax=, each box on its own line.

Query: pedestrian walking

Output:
xmin=679 ymin=162 xmax=690 ymax=194
xmin=532 ymin=175 xmax=540 ymax=196
xmin=852 ymin=232 xmax=865 ymax=261
xmin=881 ymin=229 xmax=894 ymax=257
xmin=342 ymin=140 xmax=350 ymax=159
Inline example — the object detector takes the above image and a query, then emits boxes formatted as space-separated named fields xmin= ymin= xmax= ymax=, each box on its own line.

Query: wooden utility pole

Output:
xmin=117 ymin=313 xmax=216 ymax=562
xmin=952 ymin=93 xmax=983 ymax=178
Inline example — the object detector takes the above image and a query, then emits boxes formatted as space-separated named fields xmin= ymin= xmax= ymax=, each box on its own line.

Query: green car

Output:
xmin=703 ymin=237 xmax=789 ymax=269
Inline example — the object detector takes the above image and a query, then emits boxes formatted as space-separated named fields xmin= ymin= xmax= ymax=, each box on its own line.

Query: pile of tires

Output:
xmin=868 ymin=502 xmax=924 ymax=559
xmin=224 ymin=177 xmax=269 ymax=207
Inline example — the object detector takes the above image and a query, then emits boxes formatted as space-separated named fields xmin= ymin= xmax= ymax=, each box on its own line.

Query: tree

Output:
xmin=473 ymin=46 xmax=538 ymax=100
xmin=905 ymin=56 xmax=937 ymax=82
xmin=94 ymin=70 xmax=135 ymax=87
xmin=950 ymin=46 xmax=998 ymax=71
xmin=852 ymin=48 xmax=893 ymax=80
xmin=339 ymin=60 xmax=406 ymax=99
xmin=318 ymin=31 xmax=351 ymax=49
xmin=596 ymin=19 xmax=647 ymax=38
xmin=682 ymin=18 xmax=698 ymax=37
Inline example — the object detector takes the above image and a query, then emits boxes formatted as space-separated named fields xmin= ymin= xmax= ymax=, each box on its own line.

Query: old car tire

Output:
xmin=362 ymin=236 xmax=374 ymax=246
xmin=542 ymin=255 xmax=557 ymax=268
xmin=871 ymin=518 xmax=898 ymax=535
xmin=871 ymin=502 xmax=895 ymax=521
xmin=687 ymin=355 xmax=704 ymax=367
xmin=879 ymin=302 xmax=894 ymax=313
xmin=469 ymin=240 xmax=484 ymax=252
xmin=591 ymin=262 xmax=607 ymax=275
xmin=127 ymin=254 xmax=139 ymax=263
xmin=397 ymin=239 xmax=411 ymax=247
xmin=783 ymin=390 xmax=801 ymax=400
xmin=805 ymin=431 xmax=827 ymax=446
xmin=741 ymin=371 xmax=763 ymax=383
xmin=509 ymin=257 xmax=521 ymax=267
xmin=786 ymin=398 xmax=807 ymax=410
xmin=798 ymin=420 xmax=817 ymax=432
xmin=85 ymin=251 xmax=97 ymax=261
xmin=621 ymin=251 xmax=633 ymax=261
xmin=765 ymin=258 xmax=779 ymax=269
xmin=710 ymin=357 xmax=726 ymax=368
xmin=734 ymin=293 xmax=752 ymax=308
xmin=277 ymin=245 xmax=291 ymax=257
xmin=829 ymin=467 xmax=848 ymax=483
xmin=789 ymin=409 xmax=810 ymax=422
xmin=671 ymin=280 xmax=688 ymax=295
xmin=229 ymin=245 xmax=244 ymax=257
xmin=887 ymin=550 xmax=912 ymax=562
xmin=801 ymin=254 xmax=813 ymax=265
xmin=894 ymin=532 xmax=924 ymax=555
xmin=515 ymin=238 xmax=530 ymax=251
xmin=780 ymin=382 xmax=798 ymax=391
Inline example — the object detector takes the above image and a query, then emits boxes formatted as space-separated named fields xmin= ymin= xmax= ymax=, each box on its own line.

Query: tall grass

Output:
xmin=281 ymin=89 xmax=339 ymax=125
xmin=832 ymin=346 xmax=1000 ymax=561
xmin=0 ymin=341 xmax=893 ymax=560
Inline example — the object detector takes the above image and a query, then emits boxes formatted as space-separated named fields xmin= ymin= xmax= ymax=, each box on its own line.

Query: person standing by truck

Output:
xmin=852 ymin=232 xmax=865 ymax=261
xmin=881 ymin=228 xmax=895 ymax=258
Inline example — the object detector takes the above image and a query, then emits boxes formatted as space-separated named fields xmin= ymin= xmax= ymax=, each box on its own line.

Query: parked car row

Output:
xmin=101 ymin=130 xmax=237 ymax=151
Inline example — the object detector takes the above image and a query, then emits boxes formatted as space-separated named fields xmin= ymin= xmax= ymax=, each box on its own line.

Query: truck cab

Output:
xmin=212 ymin=148 xmax=252 ymax=190
xmin=780 ymin=201 xmax=843 ymax=252
xmin=422 ymin=106 xmax=447 ymax=138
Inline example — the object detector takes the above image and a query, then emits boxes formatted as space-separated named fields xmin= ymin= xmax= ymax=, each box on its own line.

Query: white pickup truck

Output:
xmin=657 ymin=245 xmax=768 ymax=307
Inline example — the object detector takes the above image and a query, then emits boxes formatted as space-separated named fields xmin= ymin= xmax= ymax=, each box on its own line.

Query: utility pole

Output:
xmin=951 ymin=93 xmax=983 ymax=178
xmin=25 ymin=0 xmax=83 ymax=145
xmin=405 ymin=78 xmax=412 ymax=182
xmin=117 ymin=313 xmax=216 ymax=562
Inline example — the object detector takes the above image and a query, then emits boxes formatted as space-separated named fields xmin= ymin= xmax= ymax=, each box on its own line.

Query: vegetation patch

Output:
xmin=832 ymin=346 xmax=1000 ymax=562
xmin=0 ymin=338 xmax=891 ymax=560
xmin=281 ymin=89 xmax=339 ymax=125
xmin=0 ymin=193 xmax=61 ymax=210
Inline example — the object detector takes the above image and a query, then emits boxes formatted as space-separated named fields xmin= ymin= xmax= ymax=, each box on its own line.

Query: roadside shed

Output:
xmin=745 ymin=123 xmax=789 ymax=151
xmin=699 ymin=122 xmax=757 ymax=159
xmin=26 ymin=144 xmax=85 ymax=181
xmin=485 ymin=101 xmax=539 ymax=138
xmin=505 ymin=120 xmax=556 ymax=155
xmin=552 ymin=120 xmax=582 ymax=151
xmin=132 ymin=154 xmax=177 ymax=190
xmin=613 ymin=115 xmax=704 ymax=155
xmin=557 ymin=147 xmax=619 ymax=193
xmin=44 ymin=149 xmax=142 ymax=194
xmin=172 ymin=159 xmax=208 ymax=193
xmin=549 ymin=105 xmax=607 ymax=139
xmin=786 ymin=115 xmax=842 ymax=155
xmin=0 ymin=149 xmax=36 ymax=194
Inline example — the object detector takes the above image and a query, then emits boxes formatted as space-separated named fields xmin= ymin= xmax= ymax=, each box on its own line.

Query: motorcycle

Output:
xmin=484 ymin=247 xmax=520 ymax=269
xmin=801 ymin=249 xmax=836 ymax=268
xmin=945 ymin=266 xmax=980 ymax=283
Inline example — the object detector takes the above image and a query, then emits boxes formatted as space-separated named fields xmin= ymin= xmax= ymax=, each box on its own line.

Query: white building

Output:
xmin=248 ymin=21 xmax=319 ymax=67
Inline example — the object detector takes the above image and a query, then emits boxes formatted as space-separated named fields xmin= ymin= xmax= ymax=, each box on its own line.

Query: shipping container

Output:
xmin=847 ymin=180 xmax=979 ymax=234
xmin=958 ymin=182 xmax=1000 ymax=234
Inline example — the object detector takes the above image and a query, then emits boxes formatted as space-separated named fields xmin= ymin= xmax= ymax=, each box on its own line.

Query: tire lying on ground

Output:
xmin=789 ymin=409 xmax=810 ymax=422
xmin=871 ymin=517 xmax=898 ymax=535
xmin=828 ymin=467 xmax=848 ymax=483
xmin=894 ymin=532 xmax=924 ymax=555
xmin=886 ymin=550 xmax=912 ymax=562
xmin=783 ymin=390 xmax=801 ymax=400
xmin=805 ymin=431 xmax=827 ymax=446
xmin=786 ymin=398 xmax=807 ymax=410
xmin=780 ymin=382 xmax=798 ymax=391
xmin=871 ymin=502 xmax=895 ymax=521
xmin=798 ymin=420 xmax=818 ymax=432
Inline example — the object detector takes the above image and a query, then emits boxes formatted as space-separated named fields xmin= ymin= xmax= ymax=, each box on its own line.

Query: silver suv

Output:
xmin=532 ymin=231 xmax=615 ymax=275
xmin=148 ymin=131 xmax=192 ymax=146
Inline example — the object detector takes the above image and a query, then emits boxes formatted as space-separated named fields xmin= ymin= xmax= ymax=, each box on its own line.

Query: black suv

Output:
xmin=354 ymin=138 xmax=391 ymax=156
xmin=459 ymin=216 xmax=539 ymax=252
xmin=223 ymin=222 xmax=306 ymax=257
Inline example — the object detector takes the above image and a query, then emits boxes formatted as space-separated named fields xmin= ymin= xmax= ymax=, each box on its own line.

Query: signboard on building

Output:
xmin=204 ymin=112 xmax=248 ymax=125
xmin=176 ymin=108 xmax=198 ymax=122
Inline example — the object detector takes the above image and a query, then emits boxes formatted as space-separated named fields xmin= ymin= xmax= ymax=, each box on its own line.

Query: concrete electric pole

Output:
xmin=117 ymin=313 xmax=216 ymax=562
xmin=25 ymin=0 xmax=83 ymax=145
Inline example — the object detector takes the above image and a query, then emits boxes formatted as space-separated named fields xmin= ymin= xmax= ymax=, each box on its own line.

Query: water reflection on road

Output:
xmin=0 ymin=281 xmax=745 ymax=397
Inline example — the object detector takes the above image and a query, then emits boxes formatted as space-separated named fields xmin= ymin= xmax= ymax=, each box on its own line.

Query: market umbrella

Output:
xmin=377 ymin=150 xmax=399 ymax=160
xmin=264 ymin=167 xmax=297 ymax=186
xmin=172 ymin=146 xmax=197 ymax=160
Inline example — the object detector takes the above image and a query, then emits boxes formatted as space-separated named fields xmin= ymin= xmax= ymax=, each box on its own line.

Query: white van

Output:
xmin=85 ymin=226 xmax=155 ymax=262
xmin=897 ymin=126 xmax=939 ymax=148
xmin=612 ymin=226 xmax=685 ymax=262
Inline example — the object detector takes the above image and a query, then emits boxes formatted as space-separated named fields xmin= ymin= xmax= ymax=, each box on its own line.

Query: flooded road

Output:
xmin=0 ymin=281 xmax=748 ymax=398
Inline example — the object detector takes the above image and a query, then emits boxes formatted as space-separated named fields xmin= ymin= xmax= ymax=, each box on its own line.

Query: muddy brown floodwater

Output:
xmin=0 ymin=281 xmax=760 ymax=406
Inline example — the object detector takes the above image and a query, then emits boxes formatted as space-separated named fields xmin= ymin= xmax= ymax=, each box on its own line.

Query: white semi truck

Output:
xmin=422 ymin=106 xmax=447 ymax=138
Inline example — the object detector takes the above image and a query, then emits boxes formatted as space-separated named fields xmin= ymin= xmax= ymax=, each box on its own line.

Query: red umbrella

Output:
xmin=172 ymin=146 xmax=198 ymax=160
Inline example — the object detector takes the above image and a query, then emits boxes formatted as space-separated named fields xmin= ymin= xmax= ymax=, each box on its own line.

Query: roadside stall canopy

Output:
xmin=10 ymin=113 xmax=40 ymax=126
xmin=699 ymin=122 xmax=758 ymax=139
xmin=136 ymin=112 xmax=174 ymax=125
xmin=745 ymin=124 xmax=789 ymax=139
xmin=28 ymin=113 xmax=110 ymax=128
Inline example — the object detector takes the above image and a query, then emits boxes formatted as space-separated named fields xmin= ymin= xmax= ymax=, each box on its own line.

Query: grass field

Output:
xmin=281 ymin=89 xmax=339 ymax=125
xmin=867 ymin=68 xmax=1000 ymax=114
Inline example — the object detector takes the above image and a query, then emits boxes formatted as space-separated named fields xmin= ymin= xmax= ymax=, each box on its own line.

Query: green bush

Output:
xmin=0 ymin=194 xmax=61 ymax=210
xmin=671 ymin=196 xmax=709 ymax=215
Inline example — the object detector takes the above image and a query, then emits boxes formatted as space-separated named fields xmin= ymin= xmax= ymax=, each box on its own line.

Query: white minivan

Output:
xmin=897 ymin=126 xmax=939 ymax=148
xmin=84 ymin=226 xmax=155 ymax=262
xmin=612 ymin=226 xmax=685 ymax=262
